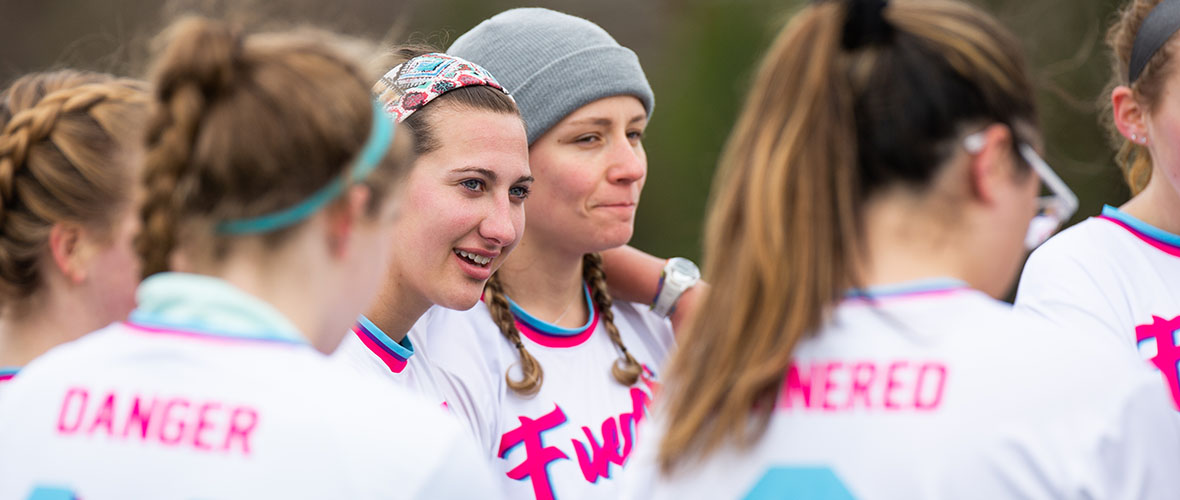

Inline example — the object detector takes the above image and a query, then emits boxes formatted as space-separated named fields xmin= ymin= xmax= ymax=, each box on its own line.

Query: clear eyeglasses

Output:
xmin=964 ymin=131 xmax=1078 ymax=249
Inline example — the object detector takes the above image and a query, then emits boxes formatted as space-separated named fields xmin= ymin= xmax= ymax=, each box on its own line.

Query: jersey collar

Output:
xmin=1097 ymin=204 xmax=1180 ymax=257
xmin=844 ymin=277 xmax=971 ymax=304
xmin=127 ymin=273 xmax=306 ymax=345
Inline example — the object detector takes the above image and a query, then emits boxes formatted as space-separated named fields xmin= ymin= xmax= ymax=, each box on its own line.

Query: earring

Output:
xmin=1132 ymin=133 xmax=1139 ymax=142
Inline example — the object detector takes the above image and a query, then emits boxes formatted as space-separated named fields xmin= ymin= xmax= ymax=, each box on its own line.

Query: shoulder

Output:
xmin=955 ymin=306 xmax=1161 ymax=411
xmin=609 ymin=300 xmax=676 ymax=350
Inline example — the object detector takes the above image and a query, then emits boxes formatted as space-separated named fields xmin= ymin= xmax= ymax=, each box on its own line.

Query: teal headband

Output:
xmin=216 ymin=101 xmax=395 ymax=235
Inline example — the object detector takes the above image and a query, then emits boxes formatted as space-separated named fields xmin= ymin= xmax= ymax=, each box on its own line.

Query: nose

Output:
xmin=606 ymin=135 xmax=646 ymax=185
xmin=478 ymin=195 xmax=518 ymax=248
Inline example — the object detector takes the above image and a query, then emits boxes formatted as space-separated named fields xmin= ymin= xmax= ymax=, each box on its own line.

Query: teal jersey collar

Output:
xmin=128 ymin=273 xmax=306 ymax=344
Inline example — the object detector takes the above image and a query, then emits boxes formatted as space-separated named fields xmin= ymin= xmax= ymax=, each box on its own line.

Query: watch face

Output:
xmin=668 ymin=257 xmax=701 ymax=281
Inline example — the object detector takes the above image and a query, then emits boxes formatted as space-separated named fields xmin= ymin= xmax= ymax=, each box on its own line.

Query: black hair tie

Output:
xmin=1129 ymin=0 xmax=1180 ymax=83
xmin=841 ymin=0 xmax=893 ymax=49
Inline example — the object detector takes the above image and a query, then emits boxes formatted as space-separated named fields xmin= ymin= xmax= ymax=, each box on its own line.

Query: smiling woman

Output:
xmin=330 ymin=50 xmax=532 ymax=412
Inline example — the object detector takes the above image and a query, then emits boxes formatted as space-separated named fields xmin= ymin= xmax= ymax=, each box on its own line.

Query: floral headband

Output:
xmin=376 ymin=52 xmax=511 ymax=123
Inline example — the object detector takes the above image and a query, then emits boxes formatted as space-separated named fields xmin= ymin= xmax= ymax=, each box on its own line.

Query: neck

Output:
xmin=496 ymin=233 xmax=588 ymax=327
xmin=199 ymin=238 xmax=335 ymax=352
xmin=1121 ymin=172 xmax=1180 ymax=235
xmin=363 ymin=272 xmax=432 ymax=343
xmin=0 ymin=291 xmax=97 ymax=367
xmin=858 ymin=191 xmax=974 ymax=291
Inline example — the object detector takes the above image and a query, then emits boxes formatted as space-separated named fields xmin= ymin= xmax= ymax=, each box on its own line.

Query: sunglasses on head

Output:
xmin=963 ymin=130 xmax=1078 ymax=249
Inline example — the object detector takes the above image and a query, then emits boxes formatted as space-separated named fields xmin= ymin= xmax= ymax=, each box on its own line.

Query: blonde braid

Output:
xmin=583 ymin=252 xmax=642 ymax=386
xmin=0 ymin=75 xmax=148 ymax=302
xmin=485 ymin=272 xmax=544 ymax=396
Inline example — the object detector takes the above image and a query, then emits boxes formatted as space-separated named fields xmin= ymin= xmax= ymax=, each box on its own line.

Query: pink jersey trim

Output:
xmin=516 ymin=311 xmax=600 ymax=349
xmin=123 ymin=322 xmax=305 ymax=347
xmin=353 ymin=325 xmax=409 ymax=374
xmin=1097 ymin=214 xmax=1180 ymax=258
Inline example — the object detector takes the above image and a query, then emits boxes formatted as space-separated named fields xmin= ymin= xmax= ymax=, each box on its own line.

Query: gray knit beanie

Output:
xmin=447 ymin=8 xmax=655 ymax=145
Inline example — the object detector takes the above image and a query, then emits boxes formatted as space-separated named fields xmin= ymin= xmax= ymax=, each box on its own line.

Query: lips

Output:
xmin=453 ymin=247 xmax=498 ymax=281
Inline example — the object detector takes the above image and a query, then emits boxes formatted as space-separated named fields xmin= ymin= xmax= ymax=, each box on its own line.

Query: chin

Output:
xmin=435 ymin=285 xmax=485 ymax=311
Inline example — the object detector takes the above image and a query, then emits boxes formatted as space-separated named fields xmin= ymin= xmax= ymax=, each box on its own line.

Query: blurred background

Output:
xmin=0 ymin=0 xmax=1129 ymax=282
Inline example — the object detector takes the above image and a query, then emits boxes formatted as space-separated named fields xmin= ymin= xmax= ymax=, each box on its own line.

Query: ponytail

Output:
xmin=657 ymin=0 xmax=1037 ymax=473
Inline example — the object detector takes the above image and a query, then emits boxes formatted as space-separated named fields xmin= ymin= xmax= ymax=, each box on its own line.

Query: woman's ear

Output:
xmin=325 ymin=184 xmax=372 ymax=258
xmin=966 ymin=123 xmax=1016 ymax=206
xmin=1113 ymin=85 xmax=1149 ymax=144
xmin=48 ymin=222 xmax=88 ymax=284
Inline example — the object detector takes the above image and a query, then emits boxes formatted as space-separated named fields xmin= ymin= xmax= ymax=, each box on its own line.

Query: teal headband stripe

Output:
xmin=216 ymin=101 xmax=395 ymax=235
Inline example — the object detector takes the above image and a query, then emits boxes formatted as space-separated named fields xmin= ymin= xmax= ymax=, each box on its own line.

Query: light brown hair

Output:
xmin=0 ymin=70 xmax=149 ymax=309
xmin=485 ymin=253 xmax=641 ymax=396
xmin=657 ymin=0 xmax=1036 ymax=473
xmin=1105 ymin=0 xmax=1169 ymax=194
xmin=138 ymin=17 xmax=412 ymax=276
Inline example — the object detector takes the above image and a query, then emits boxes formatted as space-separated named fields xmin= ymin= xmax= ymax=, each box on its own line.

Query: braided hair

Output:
xmin=138 ymin=17 xmax=411 ymax=276
xmin=485 ymin=252 xmax=642 ymax=396
xmin=0 ymin=70 xmax=148 ymax=306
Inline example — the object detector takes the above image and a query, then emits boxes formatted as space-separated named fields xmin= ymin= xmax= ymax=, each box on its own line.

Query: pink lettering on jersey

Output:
xmin=846 ymin=362 xmax=876 ymax=409
xmin=499 ymin=386 xmax=657 ymax=499
xmin=498 ymin=404 xmax=570 ymax=500
xmin=122 ymin=395 xmax=157 ymax=439
xmin=54 ymin=387 xmax=259 ymax=456
xmin=88 ymin=392 xmax=117 ymax=435
xmin=57 ymin=387 xmax=88 ymax=433
xmin=159 ymin=398 xmax=190 ymax=445
xmin=777 ymin=360 xmax=947 ymax=412
xmin=783 ymin=363 xmax=815 ymax=408
xmin=224 ymin=406 xmax=259 ymax=454
xmin=193 ymin=402 xmax=222 ymax=451
xmin=572 ymin=387 xmax=651 ymax=483
xmin=914 ymin=363 xmax=947 ymax=410
xmin=1136 ymin=315 xmax=1180 ymax=409
xmin=820 ymin=361 xmax=844 ymax=411
xmin=884 ymin=361 xmax=909 ymax=410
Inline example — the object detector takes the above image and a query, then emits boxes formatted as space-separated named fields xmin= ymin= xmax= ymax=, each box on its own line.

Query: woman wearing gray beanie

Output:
xmin=413 ymin=8 xmax=676 ymax=500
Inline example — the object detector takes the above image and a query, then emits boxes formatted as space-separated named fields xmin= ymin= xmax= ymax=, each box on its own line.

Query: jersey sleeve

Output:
xmin=1014 ymin=237 xmax=1128 ymax=347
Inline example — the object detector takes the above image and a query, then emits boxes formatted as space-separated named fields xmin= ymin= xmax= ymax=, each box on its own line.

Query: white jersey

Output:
xmin=0 ymin=366 xmax=17 ymax=399
xmin=621 ymin=279 xmax=1180 ymax=500
xmin=332 ymin=311 xmax=455 ymax=410
xmin=1017 ymin=205 xmax=1180 ymax=408
xmin=419 ymin=286 xmax=676 ymax=500
xmin=0 ymin=273 xmax=500 ymax=500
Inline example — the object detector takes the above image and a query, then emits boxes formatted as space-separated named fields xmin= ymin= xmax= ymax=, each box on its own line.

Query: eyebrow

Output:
xmin=452 ymin=166 xmax=534 ymax=185
xmin=564 ymin=114 xmax=648 ymax=128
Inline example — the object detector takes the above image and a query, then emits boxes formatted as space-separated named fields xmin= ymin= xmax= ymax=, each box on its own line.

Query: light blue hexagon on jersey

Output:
xmin=743 ymin=466 xmax=857 ymax=500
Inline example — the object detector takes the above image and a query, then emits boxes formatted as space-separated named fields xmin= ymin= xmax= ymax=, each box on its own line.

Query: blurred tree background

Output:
xmin=0 ymin=0 xmax=1129 ymax=269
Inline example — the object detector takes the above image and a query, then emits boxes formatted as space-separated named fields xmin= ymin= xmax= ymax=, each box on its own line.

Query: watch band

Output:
xmin=652 ymin=257 xmax=700 ymax=318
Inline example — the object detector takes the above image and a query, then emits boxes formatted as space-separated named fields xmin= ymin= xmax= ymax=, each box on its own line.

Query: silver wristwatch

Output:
xmin=651 ymin=257 xmax=701 ymax=318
